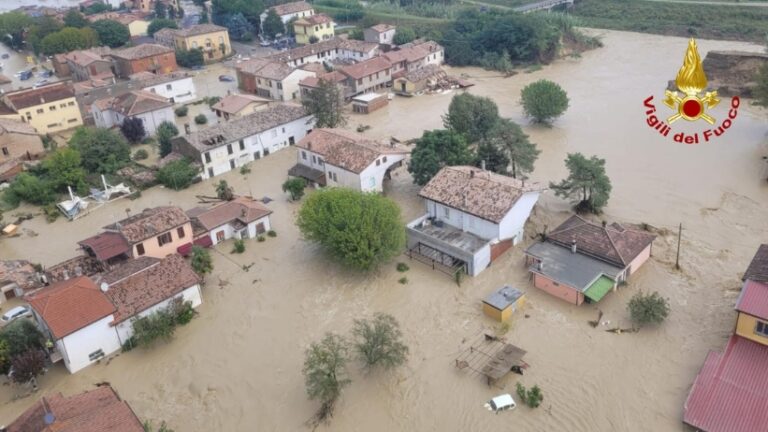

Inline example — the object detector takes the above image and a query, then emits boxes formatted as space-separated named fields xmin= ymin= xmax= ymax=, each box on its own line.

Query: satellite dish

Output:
xmin=100 ymin=282 xmax=109 ymax=293
xmin=44 ymin=413 xmax=55 ymax=425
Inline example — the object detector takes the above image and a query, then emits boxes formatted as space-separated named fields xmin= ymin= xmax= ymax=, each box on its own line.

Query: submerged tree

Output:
xmin=408 ymin=129 xmax=474 ymax=185
xmin=282 ymin=177 xmax=306 ymax=201
xmin=628 ymin=291 xmax=670 ymax=326
xmin=475 ymin=141 xmax=509 ymax=175
xmin=303 ymin=333 xmax=351 ymax=423
xmin=352 ymin=313 xmax=409 ymax=370
xmin=302 ymin=79 xmax=346 ymax=128
xmin=69 ymin=127 xmax=131 ymax=174
xmin=215 ymin=180 xmax=235 ymax=201
xmin=10 ymin=349 xmax=46 ymax=385
xmin=156 ymin=121 xmax=179 ymax=158
xmin=121 ymin=117 xmax=146 ymax=144
xmin=550 ymin=153 xmax=611 ymax=214
xmin=262 ymin=8 xmax=284 ymax=39
xmin=485 ymin=119 xmax=540 ymax=179
xmin=521 ymin=79 xmax=569 ymax=124
xmin=190 ymin=246 xmax=213 ymax=277
xmin=443 ymin=93 xmax=500 ymax=141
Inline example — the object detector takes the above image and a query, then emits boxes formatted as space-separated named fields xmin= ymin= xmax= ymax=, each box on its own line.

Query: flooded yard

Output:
xmin=0 ymin=29 xmax=767 ymax=431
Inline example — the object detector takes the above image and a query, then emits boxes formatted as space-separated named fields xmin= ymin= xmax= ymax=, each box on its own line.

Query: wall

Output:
xmin=143 ymin=77 xmax=197 ymax=104
xmin=135 ymin=106 xmax=175 ymax=136
xmin=69 ymin=60 xmax=112 ymax=82
xmin=114 ymin=53 xmax=178 ymax=78
xmin=132 ymin=222 xmax=192 ymax=258
xmin=295 ymin=22 xmax=335 ymax=45
xmin=206 ymin=216 xmax=273 ymax=246
xmin=92 ymin=105 xmax=117 ymax=129
xmin=357 ymin=153 xmax=406 ymax=193
xmin=60 ymin=315 xmax=121 ymax=373
xmin=349 ymin=68 xmax=392 ymax=95
xmin=115 ymin=285 xmax=203 ymax=343
xmin=425 ymin=200 xmax=499 ymax=241
xmin=470 ymin=244 xmax=491 ymax=276
xmin=735 ymin=312 xmax=768 ymax=346
xmin=533 ymin=273 xmax=582 ymax=305
xmin=176 ymin=31 xmax=231 ymax=63
xmin=3 ymin=97 xmax=84 ymax=134
xmin=260 ymin=8 xmax=315 ymax=25
xmin=0 ymin=132 xmax=44 ymax=162
xmin=498 ymin=191 xmax=541 ymax=245
xmin=282 ymin=69 xmax=316 ymax=101
xmin=128 ymin=20 xmax=149 ymax=37
xmin=627 ymin=244 xmax=652 ymax=276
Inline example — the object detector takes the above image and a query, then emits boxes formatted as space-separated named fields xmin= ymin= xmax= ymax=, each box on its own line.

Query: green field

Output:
xmin=571 ymin=0 xmax=768 ymax=42
xmin=315 ymin=4 xmax=452 ymax=26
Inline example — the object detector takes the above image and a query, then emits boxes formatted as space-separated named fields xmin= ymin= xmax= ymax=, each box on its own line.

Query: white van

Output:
xmin=1 ymin=306 xmax=32 ymax=326
xmin=485 ymin=394 xmax=516 ymax=413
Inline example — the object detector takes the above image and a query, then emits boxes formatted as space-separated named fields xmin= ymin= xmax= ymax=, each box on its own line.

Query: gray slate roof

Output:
xmin=525 ymin=241 xmax=621 ymax=292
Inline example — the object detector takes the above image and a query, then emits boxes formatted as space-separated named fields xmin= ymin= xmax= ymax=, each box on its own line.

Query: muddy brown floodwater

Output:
xmin=0 ymin=29 xmax=767 ymax=431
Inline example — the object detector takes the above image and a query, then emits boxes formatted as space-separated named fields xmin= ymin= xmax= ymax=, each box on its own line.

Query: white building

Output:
xmin=266 ymin=37 xmax=379 ymax=68
xmin=236 ymin=59 xmax=316 ymax=101
xmin=406 ymin=166 xmax=545 ymax=277
xmin=260 ymin=0 xmax=315 ymax=25
xmin=131 ymin=71 xmax=198 ymax=104
xmin=91 ymin=90 xmax=174 ymax=136
xmin=27 ymin=255 xmax=202 ymax=373
xmin=173 ymin=103 xmax=314 ymax=180
xmin=187 ymin=196 xmax=273 ymax=246
xmin=289 ymin=128 xmax=408 ymax=193
xmin=364 ymin=24 xmax=396 ymax=45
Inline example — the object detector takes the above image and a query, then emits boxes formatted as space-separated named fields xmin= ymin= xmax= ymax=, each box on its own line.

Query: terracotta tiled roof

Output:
xmin=299 ymin=70 xmax=346 ymax=88
xmin=339 ymin=56 xmax=391 ymax=80
xmin=547 ymin=215 xmax=657 ymax=268
xmin=253 ymin=61 xmax=296 ymax=81
xmin=211 ymin=94 xmax=271 ymax=115
xmin=97 ymin=257 xmax=160 ymax=285
xmin=236 ymin=58 xmax=273 ymax=75
xmin=78 ymin=232 xmax=131 ymax=262
xmin=0 ymin=260 xmax=41 ymax=292
xmin=0 ymin=118 xmax=38 ymax=135
xmin=267 ymin=37 xmax=378 ymax=64
xmin=271 ymin=1 xmax=313 ymax=16
xmin=27 ymin=276 xmax=116 ymax=339
xmin=299 ymin=62 xmax=327 ymax=74
xmin=173 ymin=24 xmax=227 ymax=37
xmin=294 ymin=14 xmax=332 ymax=26
xmin=402 ymin=64 xmax=442 ymax=82
xmin=104 ymin=206 xmax=189 ymax=244
xmin=383 ymin=46 xmax=430 ymax=64
xmin=296 ymin=128 xmax=407 ymax=174
xmin=418 ymin=166 xmax=545 ymax=224
xmin=4 ymin=82 xmax=75 ymax=110
xmin=110 ymin=44 xmax=173 ymax=60
xmin=743 ymin=244 xmax=768 ymax=283
xmin=369 ymin=23 xmax=395 ymax=33
xmin=105 ymin=254 xmax=200 ymax=323
xmin=94 ymin=90 xmax=171 ymax=116
xmin=7 ymin=385 xmax=144 ymax=432
xmin=65 ymin=49 xmax=110 ymax=67
xmin=190 ymin=196 xmax=272 ymax=231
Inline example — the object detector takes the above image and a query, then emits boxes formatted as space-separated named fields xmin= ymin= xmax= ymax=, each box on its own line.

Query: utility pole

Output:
xmin=675 ymin=223 xmax=682 ymax=270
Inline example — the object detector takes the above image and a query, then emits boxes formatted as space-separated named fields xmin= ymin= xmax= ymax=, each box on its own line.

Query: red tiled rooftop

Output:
xmin=339 ymin=57 xmax=391 ymax=80
xmin=736 ymin=280 xmax=768 ymax=320
xmin=78 ymin=232 xmax=131 ymax=262
xmin=684 ymin=335 xmax=768 ymax=432
xmin=272 ymin=0 xmax=313 ymax=16
xmin=27 ymin=276 xmax=116 ymax=339
xmin=190 ymin=196 xmax=273 ymax=231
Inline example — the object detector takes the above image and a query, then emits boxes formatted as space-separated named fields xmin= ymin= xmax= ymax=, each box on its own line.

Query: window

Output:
xmin=254 ymin=151 xmax=261 ymax=159
xmin=229 ymin=159 xmax=235 ymax=169
xmin=302 ymin=151 xmax=307 ymax=160
xmin=1 ymin=147 xmax=8 ymax=156
xmin=204 ymin=152 xmax=211 ymax=163
xmin=376 ymin=159 xmax=380 ymax=166
xmin=150 ymin=88 xmax=157 ymax=93
xmin=208 ymin=167 xmax=214 ymax=177
xmin=157 ymin=232 xmax=173 ymax=247
xmin=49 ymin=105 xmax=56 ymax=111
xmin=68 ymin=101 xmax=75 ymax=106
xmin=383 ymin=156 xmax=387 ymax=163
xmin=67 ymin=118 xmax=78 ymax=123
xmin=166 ymin=84 xmax=172 ymax=90
xmin=282 ymin=127 xmax=285 ymax=133
xmin=311 ymin=155 xmax=316 ymax=163
xmin=757 ymin=321 xmax=768 ymax=337
xmin=227 ymin=144 xmax=233 ymax=155
xmin=219 ymin=36 xmax=224 ymax=43
xmin=88 ymin=349 xmax=105 ymax=361
xmin=60 ymin=103 xmax=67 ymax=108
xmin=443 ymin=206 xmax=450 ymax=218
xmin=357 ymin=79 xmax=362 ymax=85
xmin=192 ymin=41 xmax=198 ymax=48
xmin=177 ymin=227 xmax=186 ymax=238
xmin=376 ymin=72 xmax=379 ymax=79
xmin=136 ymin=243 xmax=145 ymax=256
xmin=277 ymin=82 xmax=283 ymax=90
xmin=239 ymin=140 xmax=245 ymax=150
xmin=36 ymin=108 xmax=44 ymax=114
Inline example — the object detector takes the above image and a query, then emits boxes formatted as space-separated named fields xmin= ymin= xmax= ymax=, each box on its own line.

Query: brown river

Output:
xmin=0 ymin=29 xmax=767 ymax=431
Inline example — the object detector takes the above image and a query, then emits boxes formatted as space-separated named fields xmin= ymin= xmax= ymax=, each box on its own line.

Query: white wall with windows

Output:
xmin=142 ymin=77 xmax=197 ymax=104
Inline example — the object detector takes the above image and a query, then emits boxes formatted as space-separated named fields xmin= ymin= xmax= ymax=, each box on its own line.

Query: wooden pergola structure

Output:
xmin=454 ymin=333 xmax=528 ymax=387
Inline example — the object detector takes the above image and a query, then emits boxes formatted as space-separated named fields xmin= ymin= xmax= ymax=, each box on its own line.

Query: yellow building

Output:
xmin=735 ymin=279 xmax=768 ymax=346
xmin=173 ymin=24 xmax=232 ymax=63
xmin=293 ymin=14 xmax=334 ymax=45
xmin=0 ymin=82 xmax=83 ymax=134
xmin=482 ymin=285 xmax=526 ymax=322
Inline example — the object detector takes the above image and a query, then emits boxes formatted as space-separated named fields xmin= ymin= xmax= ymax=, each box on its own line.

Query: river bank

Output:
xmin=0 ymin=29 xmax=766 ymax=431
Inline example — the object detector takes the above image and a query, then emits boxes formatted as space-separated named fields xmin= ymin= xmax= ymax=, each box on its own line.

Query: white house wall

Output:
xmin=498 ymin=191 xmax=540 ymax=245
xmin=471 ymin=244 xmax=492 ymax=276
xmin=115 ymin=285 xmax=203 ymax=343
xmin=425 ymin=200 xmax=500 ymax=241
xmin=325 ymin=165 xmax=361 ymax=190
xmin=60 ymin=315 xmax=121 ymax=373
xmin=92 ymin=106 xmax=118 ymax=129
xmin=136 ymin=106 xmax=175 ymax=136
xmin=283 ymin=69 xmax=316 ymax=101
xmin=357 ymin=153 xmax=405 ymax=192
xmin=247 ymin=216 xmax=271 ymax=238
xmin=143 ymin=77 xmax=197 ymax=104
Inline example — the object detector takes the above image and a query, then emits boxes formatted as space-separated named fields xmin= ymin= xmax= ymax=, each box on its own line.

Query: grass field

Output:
xmin=571 ymin=0 xmax=768 ymax=42
xmin=315 ymin=4 xmax=452 ymax=26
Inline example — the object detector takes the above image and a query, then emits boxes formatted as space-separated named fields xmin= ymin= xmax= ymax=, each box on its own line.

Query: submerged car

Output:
xmin=218 ymin=74 xmax=235 ymax=82
xmin=0 ymin=306 xmax=32 ymax=326
xmin=484 ymin=394 xmax=516 ymax=414
xmin=19 ymin=70 xmax=32 ymax=81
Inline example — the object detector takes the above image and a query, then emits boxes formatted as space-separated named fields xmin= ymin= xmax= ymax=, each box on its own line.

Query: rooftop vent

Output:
xmin=100 ymin=282 xmax=109 ymax=293
xmin=571 ymin=239 xmax=577 ymax=254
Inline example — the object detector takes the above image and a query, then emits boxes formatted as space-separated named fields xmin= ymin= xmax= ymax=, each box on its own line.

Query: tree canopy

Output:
xmin=40 ymin=27 xmax=99 ymax=56
xmin=550 ymin=153 xmax=612 ymax=214
xmin=120 ymin=117 xmax=146 ymax=144
xmin=148 ymin=18 xmax=179 ymax=36
xmin=0 ymin=12 xmax=33 ymax=49
xmin=521 ymin=79 xmax=569 ymax=124
xmin=302 ymin=79 xmax=347 ymax=128
xmin=190 ymin=246 xmax=213 ymax=276
xmin=408 ymin=129 xmax=474 ymax=185
xmin=303 ymin=333 xmax=351 ymax=421
xmin=443 ymin=93 xmax=500 ymax=141
xmin=485 ymin=118 xmax=540 ymax=179
xmin=157 ymin=158 xmax=199 ymax=190
xmin=156 ymin=121 xmax=179 ymax=157
xmin=69 ymin=127 xmax=131 ymax=174
xmin=176 ymin=48 xmax=205 ymax=67
xmin=393 ymin=27 xmax=416 ymax=45
xmin=352 ymin=313 xmax=408 ymax=370
xmin=262 ymin=9 xmax=284 ymax=39
xmin=155 ymin=1 xmax=168 ymax=19
xmin=43 ymin=147 xmax=87 ymax=192
xmin=628 ymin=291 xmax=670 ymax=326
xmin=212 ymin=0 xmax=264 ymax=33
xmin=63 ymin=10 xmax=89 ymax=28
xmin=297 ymin=189 xmax=405 ymax=271
xmin=91 ymin=19 xmax=130 ymax=48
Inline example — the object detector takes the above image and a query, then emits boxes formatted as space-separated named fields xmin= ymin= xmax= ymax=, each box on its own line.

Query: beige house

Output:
xmin=236 ymin=58 xmax=315 ymax=101
xmin=172 ymin=24 xmax=232 ymax=63
xmin=364 ymin=24 xmax=396 ymax=45
xmin=260 ymin=0 xmax=314 ymax=25
xmin=0 ymin=82 xmax=83 ymax=134
xmin=211 ymin=93 xmax=272 ymax=120
xmin=0 ymin=118 xmax=44 ymax=182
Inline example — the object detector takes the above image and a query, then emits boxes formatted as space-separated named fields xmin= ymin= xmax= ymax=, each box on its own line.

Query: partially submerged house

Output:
xmin=109 ymin=44 xmax=178 ymax=78
xmin=6 ymin=385 xmax=144 ymax=432
xmin=186 ymin=196 xmax=273 ymax=247
xmin=27 ymin=254 xmax=202 ymax=373
xmin=351 ymin=92 xmax=388 ymax=114
xmin=393 ymin=64 xmax=446 ymax=96
xmin=0 ymin=118 xmax=44 ymax=182
xmin=683 ymin=244 xmax=768 ymax=432
xmin=235 ymin=58 xmax=315 ymax=101
xmin=0 ymin=260 xmax=42 ymax=303
xmin=261 ymin=0 xmax=315 ymax=25
xmin=288 ymin=128 xmax=408 ymax=192
xmin=524 ymin=215 xmax=656 ymax=305
xmin=406 ymin=166 xmax=545 ymax=277
xmin=337 ymin=57 xmax=392 ymax=97
xmin=293 ymin=14 xmax=335 ymax=45
xmin=211 ymin=93 xmax=272 ymax=120
xmin=91 ymin=90 xmax=174 ymax=136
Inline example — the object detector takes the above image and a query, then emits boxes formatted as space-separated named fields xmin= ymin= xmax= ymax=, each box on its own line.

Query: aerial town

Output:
xmin=0 ymin=0 xmax=765 ymax=430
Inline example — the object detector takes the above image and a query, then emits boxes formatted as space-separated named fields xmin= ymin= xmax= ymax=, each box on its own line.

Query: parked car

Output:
xmin=484 ymin=394 xmax=516 ymax=414
xmin=38 ymin=70 xmax=53 ymax=78
xmin=1 ymin=306 xmax=32 ymax=326
xmin=19 ymin=70 xmax=32 ymax=81
xmin=33 ymin=79 xmax=48 ymax=87
xmin=218 ymin=74 xmax=235 ymax=82
xmin=1 ymin=53 xmax=9 ymax=59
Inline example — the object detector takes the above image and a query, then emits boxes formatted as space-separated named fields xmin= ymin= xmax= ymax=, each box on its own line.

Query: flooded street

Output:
xmin=0 ymin=29 xmax=767 ymax=431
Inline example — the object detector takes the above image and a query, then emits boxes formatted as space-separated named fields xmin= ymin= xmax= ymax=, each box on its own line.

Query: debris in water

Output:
xmin=588 ymin=309 xmax=604 ymax=328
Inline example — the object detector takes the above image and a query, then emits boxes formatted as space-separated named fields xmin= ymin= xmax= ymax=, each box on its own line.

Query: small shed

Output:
xmin=482 ymin=285 xmax=525 ymax=322
xmin=351 ymin=92 xmax=388 ymax=114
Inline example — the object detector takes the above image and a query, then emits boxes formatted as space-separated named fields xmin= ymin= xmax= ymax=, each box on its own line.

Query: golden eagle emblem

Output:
xmin=663 ymin=38 xmax=719 ymax=124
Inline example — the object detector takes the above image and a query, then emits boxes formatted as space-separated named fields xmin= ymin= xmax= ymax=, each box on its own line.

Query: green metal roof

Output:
xmin=584 ymin=276 xmax=615 ymax=302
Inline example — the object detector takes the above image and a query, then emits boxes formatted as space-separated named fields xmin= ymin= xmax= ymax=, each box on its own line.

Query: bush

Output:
xmin=170 ymin=297 xmax=195 ymax=325
xmin=175 ymin=106 xmax=189 ymax=117
xmin=627 ymin=291 xmax=670 ymax=326
xmin=176 ymin=48 xmax=204 ymax=67
xmin=516 ymin=383 xmax=544 ymax=408
xmin=2 ymin=173 xmax=56 ymax=207
xmin=232 ymin=238 xmax=245 ymax=253
xmin=157 ymin=158 xmax=198 ymax=190
xmin=194 ymin=114 xmax=208 ymax=125
xmin=257 ymin=235 xmax=265 ymax=242
xmin=393 ymin=27 xmax=416 ymax=45
xmin=190 ymin=246 xmax=213 ymax=276
xmin=267 ymin=230 xmax=277 ymax=237
xmin=132 ymin=308 xmax=177 ymax=347
xmin=396 ymin=263 xmax=409 ymax=272
xmin=133 ymin=149 xmax=149 ymax=160
xmin=282 ymin=177 xmax=306 ymax=201
xmin=10 ymin=349 xmax=46 ymax=385
xmin=239 ymin=164 xmax=251 ymax=175
xmin=43 ymin=203 xmax=60 ymax=222
xmin=398 ymin=277 xmax=408 ymax=284
xmin=156 ymin=121 xmax=179 ymax=158
xmin=520 ymin=79 xmax=569 ymax=124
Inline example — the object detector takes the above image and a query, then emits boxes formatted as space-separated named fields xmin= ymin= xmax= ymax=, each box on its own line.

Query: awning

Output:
xmin=584 ymin=276 xmax=615 ymax=303
xmin=194 ymin=235 xmax=213 ymax=248
xmin=177 ymin=242 xmax=193 ymax=256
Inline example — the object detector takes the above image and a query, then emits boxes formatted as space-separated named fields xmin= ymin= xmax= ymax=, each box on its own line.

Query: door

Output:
xmin=4 ymin=289 xmax=16 ymax=300
xmin=289 ymin=136 xmax=295 ymax=145
xmin=216 ymin=230 xmax=225 ymax=242
xmin=401 ymin=82 xmax=406 ymax=92
xmin=256 ymin=222 xmax=265 ymax=234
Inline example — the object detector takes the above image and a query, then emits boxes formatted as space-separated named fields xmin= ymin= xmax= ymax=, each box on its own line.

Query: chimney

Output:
xmin=537 ymin=261 xmax=543 ymax=271
xmin=62 ymin=270 xmax=69 ymax=280
xmin=100 ymin=282 xmax=109 ymax=293
xmin=571 ymin=240 xmax=577 ymax=254
xmin=481 ymin=160 xmax=486 ymax=171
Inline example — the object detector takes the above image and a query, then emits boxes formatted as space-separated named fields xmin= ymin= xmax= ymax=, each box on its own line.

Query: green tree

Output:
xmin=550 ymin=153 xmax=612 ymax=214
xmin=63 ymin=10 xmax=89 ymax=28
xmin=143 ymin=420 xmax=175 ymax=432
xmin=194 ymin=114 xmax=207 ymax=124
xmin=190 ymin=246 xmax=213 ymax=277
xmin=475 ymin=141 xmax=509 ymax=175
xmin=486 ymin=119 xmax=539 ymax=179
xmin=754 ymin=63 xmax=768 ymax=107
xmin=9 ymin=349 xmax=46 ymax=385
xmin=132 ymin=308 xmax=177 ymax=347
xmin=443 ymin=93 xmax=500 ymax=141
xmin=408 ymin=129 xmax=474 ymax=185
xmin=285 ymin=16 xmax=298 ymax=37
xmin=224 ymin=12 xmax=253 ymax=41
xmin=348 ymin=28 xmax=364 ymax=41
xmin=69 ymin=127 xmax=131 ymax=174
xmin=308 ymin=35 xmax=319 ymax=44
xmin=297 ymin=189 xmax=405 ymax=271
xmin=352 ymin=313 xmax=408 ymax=370
xmin=302 ymin=79 xmax=346 ymax=128
xmin=628 ymin=291 xmax=670 ymax=326
xmin=262 ymin=9 xmax=284 ymax=39
xmin=2 ymin=174 xmax=56 ymax=207
xmin=157 ymin=158 xmax=198 ymax=190
xmin=156 ymin=121 xmax=179 ymax=157
xmin=120 ymin=117 xmax=146 ymax=144
xmin=282 ymin=178 xmax=306 ymax=201
xmin=393 ymin=27 xmax=416 ymax=45
xmin=91 ymin=19 xmax=130 ymax=47
xmin=520 ymin=79 xmax=569 ymax=124
xmin=44 ymin=147 xmax=87 ymax=192
xmin=199 ymin=10 xmax=210 ymax=24
xmin=27 ymin=16 xmax=63 ymax=54
xmin=82 ymin=2 xmax=111 ymax=14
xmin=0 ymin=320 xmax=44 ymax=358
xmin=215 ymin=180 xmax=234 ymax=201
xmin=175 ymin=48 xmax=204 ymax=67
xmin=303 ymin=333 xmax=351 ymax=422
xmin=148 ymin=18 xmax=178 ymax=36
xmin=0 ymin=12 xmax=33 ymax=49
xmin=155 ymin=1 xmax=168 ymax=19
xmin=40 ymin=27 xmax=99 ymax=56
